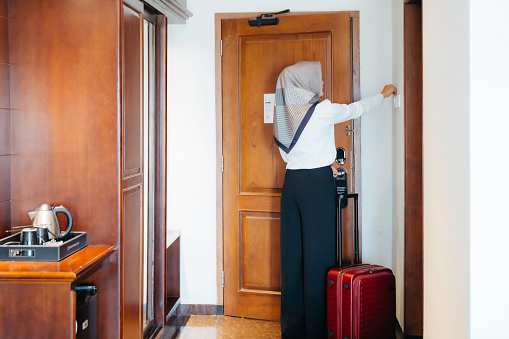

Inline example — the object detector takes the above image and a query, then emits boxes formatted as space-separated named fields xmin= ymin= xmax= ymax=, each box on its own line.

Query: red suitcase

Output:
xmin=327 ymin=193 xmax=396 ymax=339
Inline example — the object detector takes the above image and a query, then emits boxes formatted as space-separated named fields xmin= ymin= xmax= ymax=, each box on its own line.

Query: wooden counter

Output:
xmin=0 ymin=245 xmax=115 ymax=281
xmin=0 ymin=245 xmax=115 ymax=339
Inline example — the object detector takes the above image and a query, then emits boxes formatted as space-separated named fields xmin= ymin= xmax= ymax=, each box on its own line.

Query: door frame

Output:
xmin=215 ymin=11 xmax=362 ymax=307
xmin=403 ymin=0 xmax=423 ymax=335
xmin=148 ymin=9 xmax=168 ymax=331
xmin=120 ymin=1 xmax=169 ymax=335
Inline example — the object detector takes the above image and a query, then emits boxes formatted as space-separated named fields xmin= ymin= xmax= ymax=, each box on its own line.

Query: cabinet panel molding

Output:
xmin=0 ymin=155 xmax=10 ymax=202
xmin=122 ymin=4 xmax=143 ymax=179
xmin=0 ymin=63 xmax=8 ymax=108
xmin=121 ymin=185 xmax=143 ymax=339
xmin=0 ymin=17 xmax=7 ymax=63
xmin=0 ymin=109 xmax=9 ymax=155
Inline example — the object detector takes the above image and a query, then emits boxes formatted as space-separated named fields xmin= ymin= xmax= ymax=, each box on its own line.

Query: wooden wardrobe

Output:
xmin=3 ymin=0 xmax=191 ymax=337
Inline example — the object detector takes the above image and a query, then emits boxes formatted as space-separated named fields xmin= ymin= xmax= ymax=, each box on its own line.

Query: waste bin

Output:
xmin=75 ymin=285 xmax=98 ymax=339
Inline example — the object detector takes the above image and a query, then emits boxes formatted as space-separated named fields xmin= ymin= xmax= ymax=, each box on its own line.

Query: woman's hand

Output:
xmin=331 ymin=165 xmax=340 ymax=178
xmin=381 ymin=84 xmax=397 ymax=98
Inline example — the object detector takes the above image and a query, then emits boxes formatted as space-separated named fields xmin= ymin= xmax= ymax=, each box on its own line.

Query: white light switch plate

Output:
xmin=393 ymin=94 xmax=401 ymax=109
xmin=264 ymin=93 xmax=275 ymax=123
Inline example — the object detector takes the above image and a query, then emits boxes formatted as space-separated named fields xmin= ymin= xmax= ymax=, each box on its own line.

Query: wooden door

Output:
xmin=122 ymin=1 xmax=144 ymax=338
xmin=222 ymin=12 xmax=359 ymax=320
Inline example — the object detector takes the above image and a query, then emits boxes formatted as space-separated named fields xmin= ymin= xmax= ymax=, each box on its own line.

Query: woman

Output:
xmin=274 ymin=61 xmax=396 ymax=338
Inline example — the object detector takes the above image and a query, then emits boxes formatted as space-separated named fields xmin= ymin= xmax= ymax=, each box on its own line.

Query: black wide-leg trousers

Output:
xmin=280 ymin=166 xmax=336 ymax=339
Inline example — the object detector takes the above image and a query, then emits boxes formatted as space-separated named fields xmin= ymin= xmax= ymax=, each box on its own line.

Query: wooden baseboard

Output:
xmin=396 ymin=320 xmax=423 ymax=339
xmin=179 ymin=304 xmax=224 ymax=316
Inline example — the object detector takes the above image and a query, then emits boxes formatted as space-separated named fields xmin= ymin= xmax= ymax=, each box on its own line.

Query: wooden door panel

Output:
xmin=238 ymin=195 xmax=280 ymax=212
xmin=240 ymin=211 xmax=281 ymax=293
xmin=0 ymin=15 xmax=7 ymax=63
xmin=122 ymin=2 xmax=144 ymax=338
xmin=0 ymin=282 xmax=73 ymax=339
xmin=0 ymin=0 xmax=5 ymax=17
xmin=123 ymin=4 xmax=143 ymax=178
xmin=240 ymin=33 xmax=331 ymax=194
xmin=223 ymin=12 xmax=356 ymax=320
xmin=122 ymin=185 xmax=143 ymax=339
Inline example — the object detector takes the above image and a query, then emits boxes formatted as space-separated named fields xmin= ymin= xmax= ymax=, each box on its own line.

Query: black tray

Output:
xmin=0 ymin=232 xmax=88 ymax=261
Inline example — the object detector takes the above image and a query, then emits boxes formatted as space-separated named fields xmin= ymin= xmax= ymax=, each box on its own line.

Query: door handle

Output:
xmin=336 ymin=147 xmax=346 ymax=166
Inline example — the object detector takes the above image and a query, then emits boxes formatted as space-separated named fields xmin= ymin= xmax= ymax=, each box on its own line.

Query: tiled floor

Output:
xmin=158 ymin=315 xmax=281 ymax=339
xmin=179 ymin=316 xmax=281 ymax=338
xmin=158 ymin=315 xmax=414 ymax=339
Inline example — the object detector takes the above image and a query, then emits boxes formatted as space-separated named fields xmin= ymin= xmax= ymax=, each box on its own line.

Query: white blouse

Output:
xmin=279 ymin=93 xmax=384 ymax=169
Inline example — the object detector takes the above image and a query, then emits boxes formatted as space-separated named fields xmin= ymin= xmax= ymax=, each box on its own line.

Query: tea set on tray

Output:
xmin=0 ymin=203 xmax=88 ymax=261
xmin=5 ymin=203 xmax=74 ymax=246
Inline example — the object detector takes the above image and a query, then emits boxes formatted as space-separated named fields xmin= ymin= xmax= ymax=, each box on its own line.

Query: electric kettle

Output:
xmin=28 ymin=204 xmax=73 ymax=240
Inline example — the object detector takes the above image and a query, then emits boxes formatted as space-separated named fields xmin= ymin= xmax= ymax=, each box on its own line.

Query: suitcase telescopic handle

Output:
xmin=337 ymin=193 xmax=359 ymax=267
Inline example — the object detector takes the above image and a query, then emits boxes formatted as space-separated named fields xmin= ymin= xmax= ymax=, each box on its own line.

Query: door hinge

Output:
xmin=346 ymin=125 xmax=353 ymax=136
xmin=221 ymin=155 xmax=224 ymax=172
xmin=222 ymin=271 xmax=225 ymax=287
xmin=220 ymin=40 xmax=223 ymax=56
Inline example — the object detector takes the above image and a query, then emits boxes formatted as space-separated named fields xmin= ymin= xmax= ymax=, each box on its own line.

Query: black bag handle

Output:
xmin=336 ymin=193 xmax=359 ymax=267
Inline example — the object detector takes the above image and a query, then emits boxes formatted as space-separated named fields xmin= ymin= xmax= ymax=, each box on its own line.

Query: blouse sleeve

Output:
xmin=331 ymin=93 xmax=384 ymax=124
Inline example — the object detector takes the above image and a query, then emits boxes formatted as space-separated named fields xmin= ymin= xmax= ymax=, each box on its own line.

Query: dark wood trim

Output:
xmin=143 ymin=9 xmax=158 ymax=23
xmin=350 ymin=12 xmax=360 ymax=102
xmin=350 ymin=12 xmax=362 ymax=261
xmin=403 ymin=2 xmax=423 ymax=336
xmin=143 ymin=321 xmax=158 ymax=339
xmin=179 ymin=304 xmax=225 ymax=316
xmin=118 ymin=4 xmax=126 ymax=338
xmin=153 ymin=13 xmax=168 ymax=328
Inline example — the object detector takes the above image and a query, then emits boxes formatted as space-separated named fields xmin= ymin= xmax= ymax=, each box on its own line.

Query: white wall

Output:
xmin=423 ymin=0 xmax=471 ymax=338
xmin=166 ymin=0 xmax=394 ymax=305
xmin=391 ymin=0 xmax=405 ymax=329
xmin=423 ymin=1 xmax=509 ymax=337
xmin=469 ymin=1 xmax=509 ymax=337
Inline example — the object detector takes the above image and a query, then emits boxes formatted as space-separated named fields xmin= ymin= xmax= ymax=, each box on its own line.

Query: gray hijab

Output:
xmin=273 ymin=61 xmax=322 ymax=153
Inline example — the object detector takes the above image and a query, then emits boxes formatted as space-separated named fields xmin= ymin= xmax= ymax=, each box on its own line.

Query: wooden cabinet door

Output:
xmin=0 ymin=281 xmax=74 ymax=339
xmin=222 ymin=12 xmax=356 ymax=320
xmin=121 ymin=2 xmax=144 ymax=338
